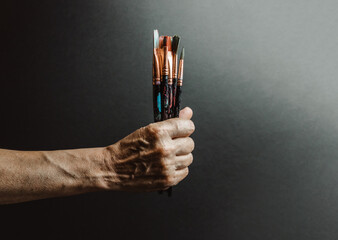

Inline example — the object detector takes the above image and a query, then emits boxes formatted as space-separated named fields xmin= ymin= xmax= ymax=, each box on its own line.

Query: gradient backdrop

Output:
xmin=1 ymin=0 xmax=338 ymax=239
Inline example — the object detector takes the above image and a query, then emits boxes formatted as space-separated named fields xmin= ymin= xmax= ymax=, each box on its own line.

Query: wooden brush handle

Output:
xmin=161 ymin=75 xmax=170 ymax=120
xmin=174 ymin=85 xmax=182 ymax=118
xmin=168 ymin=84 xmax=173 ymax=119
xmin=153 ymin=85 xmax=161 ymax=122
xmin=171 ymin=78 xmax=177 ymax=118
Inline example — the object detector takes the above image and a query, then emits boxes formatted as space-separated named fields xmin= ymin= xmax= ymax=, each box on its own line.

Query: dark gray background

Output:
xmin=1 ymin=0 xmax=338 ymax=239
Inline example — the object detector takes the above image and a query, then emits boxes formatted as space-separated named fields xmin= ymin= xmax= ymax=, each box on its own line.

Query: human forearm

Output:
xmin=0 ymin=147 xmax=107 ymax=204
xmin=0 ymin=108 xmax=195 ymax=204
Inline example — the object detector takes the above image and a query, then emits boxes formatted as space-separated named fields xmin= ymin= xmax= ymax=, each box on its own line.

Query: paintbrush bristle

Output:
xmin=180 ymin=47 xmax=185 ymax=60
xmin=172 ymin=35 xmax=180 ymax=54
xmin=153 ymin=29 xmax=159 ymax=48
xmin=163 ymin=36 xmax=167 ymax=47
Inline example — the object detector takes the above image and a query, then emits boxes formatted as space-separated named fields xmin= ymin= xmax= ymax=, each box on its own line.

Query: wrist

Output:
xmin=48 ymin=147 xmax=114 ymax=193
xmin=80 ymin=146 xmax=117 ymax=191
xmin=96 ymin=144 xmax=121 ymax=191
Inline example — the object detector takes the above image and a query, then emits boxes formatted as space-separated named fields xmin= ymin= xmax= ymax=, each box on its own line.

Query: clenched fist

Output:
xmin=102 ymin=107 xmax=195 ymax=191
xmin=0 ymin=107 xmax=195 ymax=204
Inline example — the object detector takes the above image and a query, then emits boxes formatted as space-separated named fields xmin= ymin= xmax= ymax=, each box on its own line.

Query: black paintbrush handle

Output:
xmin=168 ymin=83 xmax=173 ymax=119
xmin=171 ymin=78 xmax=177 ymax=118
xmin=158 ymin=75 xmax=169 ymax=196
xmin=166 ymin=82 xmax=174 ymax=197
xmin=161 ymin=75 xmax=169 ymax=120
xmin=165 ymin=82 xmax=180 ymax=197
xmin=174 ymin=85 xmax=182 ymax=118
xmin=153 ymin=84 xmax=161 ymax=122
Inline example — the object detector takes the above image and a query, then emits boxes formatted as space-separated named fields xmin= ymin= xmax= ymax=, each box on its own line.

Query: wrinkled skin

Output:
xmin=0 ymin=108 xmax=195 ymax=204
xmin=104 ymin=107 xmax=195 ymax=191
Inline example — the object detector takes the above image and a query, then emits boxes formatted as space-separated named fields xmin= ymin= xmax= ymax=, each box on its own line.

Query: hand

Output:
xmin=102 ymin=107 xmax=195 ymax=192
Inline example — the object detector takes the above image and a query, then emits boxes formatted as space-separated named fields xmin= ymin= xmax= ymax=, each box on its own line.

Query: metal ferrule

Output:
xmin=156 ymin=48 xmax=163 ymax=69
xmin=172 ymin=54 xmax=178 ymax=79
xmin=155 ymin=77 xmax=161 ymax=85
xmin=177 ymin=59 xmax=184 ymax=86
xmin=153 ymin=49 xmax=161 ymax=85
xmin=162 ymin=46 xmax=169 ymax=77
xmin=168 ymin=51 xmax=173 ymax=84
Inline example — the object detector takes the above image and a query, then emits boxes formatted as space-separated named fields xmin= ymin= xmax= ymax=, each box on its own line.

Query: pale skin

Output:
xmin=0 ymin=107 xmax=195 ymax=205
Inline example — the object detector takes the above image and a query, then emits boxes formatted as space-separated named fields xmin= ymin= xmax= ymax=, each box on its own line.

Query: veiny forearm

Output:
xmin=0 ymin=108 xmax=195 ymax=204
xmin=0 ymin=147 xmax=108 ymax=204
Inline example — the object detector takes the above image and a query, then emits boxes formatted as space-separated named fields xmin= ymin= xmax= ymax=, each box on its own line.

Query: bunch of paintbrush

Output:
xmin=152 ymin=29 xmax=185 ymax=196
xmin=153 ymin=30 xmax=184 ymax=121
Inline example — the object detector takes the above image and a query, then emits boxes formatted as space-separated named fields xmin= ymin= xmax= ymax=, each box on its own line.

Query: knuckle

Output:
xmin=166 ymin=176 xmax=176 ymax=186
xmin=167 ymin=119 xmax=180 ymax=135
xmin=189 ymin=120 xmax=195 ymax=132
xmin=158 ymin=144 xmax=174 ymax=157
xmin=159 ymin=160 xmax=169 ymax=172
xmin=160 ymin=167 xmax=175 ymax=185
xmin=187 ymin=137 xmax=195 ymax=151
xmin=159 ymin=161 xmax=173 ymax=175
xmin=145 ymin=123 xmax=161 ymax=139
xmin=177 ymin=120 xmax=195 ymax=135
xmin=173 ymin=120 xmax=180 ymax=132
xmin=188 ymin=153 xmax=193 ymax=165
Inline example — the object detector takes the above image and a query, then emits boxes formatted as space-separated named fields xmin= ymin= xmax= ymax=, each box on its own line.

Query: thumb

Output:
xmin=179 ymin=107 xmax=193 ymax=120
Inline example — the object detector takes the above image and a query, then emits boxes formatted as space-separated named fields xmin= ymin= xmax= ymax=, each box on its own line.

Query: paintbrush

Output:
xmin=167 ymin=36 xmax=174 ymax=121
xmin=167 ymin=39 xmax=180 ymax=197
xmin=171 ymin=35 xmax=180 ymax=118
xmin=174 ymin=47 xmax=184 ymax=118
xmin=161 ymin=36 xmax=170 ymax=120
xmin=153 ymin=30 xmax=161 ymax=122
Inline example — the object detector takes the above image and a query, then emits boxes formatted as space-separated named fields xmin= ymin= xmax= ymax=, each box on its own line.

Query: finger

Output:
xmin=179 ymin=107 xmax=193 ymax=120
xmin=174 ymin=153 xmax=193 ymax=170
xmin=172 ymin=168 xmax=189 ymax=186
xmin=157 ymin=118 xmax=195 ymax=138
xmin=173 ymin=137 xmax=195 ymax=155
xmin=122 ymin=177 xmax=168 ymax=192
xmin=148 ymin=168 xmax=189 ymax=189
